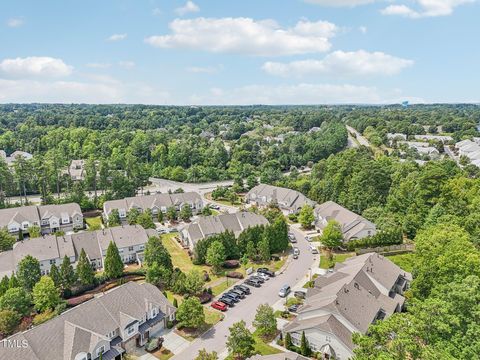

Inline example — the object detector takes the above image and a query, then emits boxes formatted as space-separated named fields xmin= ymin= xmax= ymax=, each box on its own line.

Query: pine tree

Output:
xmin=0 ymin=276 xmax=9 ymax=296
xmin=8 ymin=274 xmax=19 ymax=289
xmin=258 ymin=238 xmax=271 ymax=262
xmin=173 ymin=298 xmax=178 ymax=308
xmin=49 ymin=264 xmax=61 ymax=288
xmin=60 ymin=255 xmax=77 ymax=290
xmin=284 ymin=332 xmax=293 ymax=350
xmin=300 ymin=331 xmax=311 ymax=356
xmin=76 ymin=249 xmax=95 ymax=286
xmin=104 ymin=241 xmax=123 ymax=279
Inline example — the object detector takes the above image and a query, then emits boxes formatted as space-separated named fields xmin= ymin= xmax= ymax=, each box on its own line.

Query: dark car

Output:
xmin=288 ymin=304 xmax=299 ymax=313
xmin=250 ymin=275 xmax=265 ymax=283
xmin=219 ymin=296 xmax=235 ymax=307
xmin=222 ymin=292 xmax=240 ymax=302
xmin=229 ymin=289 xmax=245 ymax=299
xmin=294 ymin=290 xmax=307 ymax=299
xmin=245 ymin=278 xmax=261 ymax=287
xmin=257 ymin=268 xmax=275 ymax=277
xmin=234 ymin=285 xmax=250 ymax=295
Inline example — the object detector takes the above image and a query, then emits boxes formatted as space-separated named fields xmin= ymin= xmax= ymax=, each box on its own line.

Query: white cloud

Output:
xmin=304 ymin=0 xmax=376 ymax=6
xmin=186 ymin=65 xmax=223 ymax=74
xmin=145 ymin=18 xmax=338 ymax=56
xmin=262 ymin=50 xmax=414 ymax=77
xmin=175 ymin=1 xmax=200 ymax=16
xmin=381 ymin=0 xmax=474 ymax=18
xmin=190 ymin=83 xmax=384 ymax=105
xmin=86 ymin=63 xmax=111 ymax=69
xmin=118 ymin=61 xmax=135 ymax=69
xmin=0 ymin=78 xmax=170 ymax=104
xmin=107 ymin=33 xmax=127 ymax=41
xmin=6 ymin=17 xmax=24 ymax=28
xmin=0 ymin=57 xmax=73 ymax=79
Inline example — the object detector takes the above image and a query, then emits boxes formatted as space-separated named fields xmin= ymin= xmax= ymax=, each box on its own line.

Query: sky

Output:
xmin=0 ymin=0 xmax=479 ymax=105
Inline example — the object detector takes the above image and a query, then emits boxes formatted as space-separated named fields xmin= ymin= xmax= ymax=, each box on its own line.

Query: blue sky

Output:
xmin=0 ymin=0 xmax=478 ymax=104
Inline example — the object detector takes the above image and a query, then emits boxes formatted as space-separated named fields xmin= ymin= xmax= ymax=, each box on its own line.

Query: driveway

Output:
xmin=170 ymin=227 xmax=317 ymax=359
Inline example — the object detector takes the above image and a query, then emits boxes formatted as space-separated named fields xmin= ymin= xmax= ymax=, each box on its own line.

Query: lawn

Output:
xmin=85 ymin=216 xmax=102 ymax=231
xmin=319 ymin=252 xmax=355 ymax=269
xmin=175 ymin=308 xmax=223 ymax=341
xmin=211 ymin=278 xmax=239 ymax=296
xmin=253 ymin=334 xmax=282 ymax=356
xmin=387 ymin=253 xmax=416 ymax=273
xmin=161 ymin=233 xmax=220 ymax=284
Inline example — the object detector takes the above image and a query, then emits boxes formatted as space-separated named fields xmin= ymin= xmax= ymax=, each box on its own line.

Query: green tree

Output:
xmin=201 ymin=205 xmax=212 ymax=216
xmin=60 ymin=255 xmax=77 ymax=290
xmin=245 ymin=241 xmax=256 ymax=260
xmin=146 ymin=262 xmax=171 ymax=289
xmin=127 ymin=208 xmax=141 ymax=225
xmin=49 ymin=264 xmax=61 ymax=288
xmin=183 ymin=269 xmax=205 ymax=296
xmin=180 ymin=205 xmax=193 ymax=222
xmin=0 ymin=309 xmax=21 ymax=335
xmin=195 ymin=349 xmax=218 ymax=360
xmin=226 ymin=320 xmax=255 ymax=360
xmin=144 ymin=236 xmax=173 ymax=270
xmin=257 ymin=238 xmax=270 ymax=262
xmin=104 ymin=241 xmax=124 ymax=279
xmin=157 ymin=210 xmax=164 ymax=223
xmin=206 ymin=241 xmax=226 ymax=274
xmin=107 ymin=209 xmax=121 ymax=227
xmin=166 ymin=206 xmax=177 ymax=222
xmin=253 ymin=304 xmax=277 ymax=336
xmin=300 ymin=331 xmax=311 ymax=357
xmin=28 ymin=225 xmax=42 ymax=238
xmin=0 ymin=228 xmax=16 ymax=251
xmin=0 ymin=287 xmax=32 ymax=316
xmin=32 ymin=276 xmax=61 ymax=312
xmin=76 ymin=249 xmax=95 ymax=286
xmin=8 ymin=274 xmax=19 ymax=289
xmin=0 ymin=276 xmax=9 ymax=297
xmin=298 ymin=205 xmax=315 ymax=229
xmin=17 ymin=255 xmax=41 ymax=291
xmin=320 ymin=220 xmax=343 ymax=249
xmin=176 ymin=297 xmax=205 ymax=329
xmin=284 ymin=332 xmax=293 ymax=350
xmin=137 ymin=209 xmax=156 ymax=229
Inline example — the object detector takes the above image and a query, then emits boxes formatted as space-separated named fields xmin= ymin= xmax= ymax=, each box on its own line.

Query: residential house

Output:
xmin=67 ymin=159 xmax=87 ymax=181
xmin=181 ymin=211 xmax=269 ymax=250
xmin=314 ymin=201 xmax=376 ymax=242
xmin=0 ymin=149 xmax=33 ymax=166
xmin=283 ymin=253 xmax=411 ymax=359
xmin=414 ymin=134 xmax=453 ymax=142
xmin=0 ymin=281 xmax=176 ymax=360
xmin=0 ymin=203 xmax=83 ymax=236
xmin=0 ymin=225 xmax=149 ymax=278
xmin=386 ymin=133 xmax=407 ymax=142
xmin=103 ymin=192 xmax=203 ymax=223
xmin=246 ymin=184 xmax=315 ymax=214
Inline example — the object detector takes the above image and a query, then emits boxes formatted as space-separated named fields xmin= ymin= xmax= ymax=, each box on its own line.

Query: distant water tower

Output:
xmin=402 ymin=101 xmax=409 ymax=108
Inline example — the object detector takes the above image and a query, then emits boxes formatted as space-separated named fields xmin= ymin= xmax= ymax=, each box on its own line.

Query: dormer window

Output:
xmin=127 ymin=325 xmax=135 ymax=336
xmin=151 ymin=308 xmax=158 ymax=318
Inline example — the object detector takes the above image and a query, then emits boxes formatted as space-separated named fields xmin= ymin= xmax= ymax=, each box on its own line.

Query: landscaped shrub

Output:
xmin=223 ymin=260 xmax=240 ymax=268
xmin=67 ymin=294 xmax=94 ymax=307
xmin=346 ymin=227 xmax=402 ymax=251
xmin=226 ymin=271 xmax=244 ymax=279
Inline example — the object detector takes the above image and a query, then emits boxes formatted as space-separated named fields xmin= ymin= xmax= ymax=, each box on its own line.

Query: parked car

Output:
xmin=219 ymin=296 xmax=235 ymax=307
xmin=234 ymin=285 xmax=250 ymax=295
xmin=156 ymin=228 xmax=167 ymax=234
xmin=250 ymin=275 xmax=265 ymax=283
xmin=288 ymin=233 xmax=297 ymax=243
xmin=223 ymin=292 xmax=240 ymax=302
xmin=288 ymin=304 xmax=299 ymax=313
xmin=278 ymin=284 xmax=291 ymax=298
xmin=310 ymin=246 xmax=319 ymax=254
xmin=210 ymin=204 xmax=220 ymax=210
xmin=253 ymin=272 xmax=270 ymax=281
xmin=293 ymin=253 xmax=299 ymax=260
xmin=229 ymin=289 xmax=245 ymax=299
xmin=257 ymin=268 xmax=275 ymax=277
xmin=245 ymin=278 xmax=261 ymax=287
xmin=211 ymin=301 xmax=228 ymax=311
xmin=294 ymin=290 xmax=306 ymax=299
xmin=305 ymin=235 xmax=313 ymax=242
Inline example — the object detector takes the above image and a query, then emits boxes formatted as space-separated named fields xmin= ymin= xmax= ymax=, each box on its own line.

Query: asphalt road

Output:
xmin=346 ymin=125 xmax=371 ymax=147
xmin=171 ymin=227 xmax=317 ymax=360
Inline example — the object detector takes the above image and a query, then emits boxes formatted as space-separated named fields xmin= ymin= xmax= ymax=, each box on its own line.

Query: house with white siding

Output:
xmin=0 ymin=282 xmax=176 ymax=360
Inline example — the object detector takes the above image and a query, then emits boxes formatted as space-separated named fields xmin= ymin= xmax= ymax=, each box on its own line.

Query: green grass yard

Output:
xmin=319 ymin=252 xmax=355 ymax=269
xmin=387 ymin=253 xmax=416 ymax=273
xmin=85 ymin=216 xmax=102 ymax=231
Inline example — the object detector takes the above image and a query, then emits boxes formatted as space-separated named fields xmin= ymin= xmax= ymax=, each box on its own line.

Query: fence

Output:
xmin=356 ymin=243 xmax=415 ymax=255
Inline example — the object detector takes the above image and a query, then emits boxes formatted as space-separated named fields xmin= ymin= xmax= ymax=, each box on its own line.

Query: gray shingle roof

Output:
xmin=0 ymin=203 xmax=81 ymax=228
xmin=184 ymin=212 xmax=269 ymax=245
xmin=0 ymin=282 xmax=175 ymax=360
xmin=247 ymin=184 xmax=315 ymax=211
xmin=249 ymin=353 xmax=309 ymax=360
xmin=103 ymin=192 xmax=203 ymax=216
xmin=285 ymin=253 xmax=411 ymax=351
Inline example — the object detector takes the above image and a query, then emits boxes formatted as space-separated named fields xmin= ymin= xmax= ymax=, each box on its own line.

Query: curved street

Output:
xmin=171 ymin=226 xmax=317 ymax=359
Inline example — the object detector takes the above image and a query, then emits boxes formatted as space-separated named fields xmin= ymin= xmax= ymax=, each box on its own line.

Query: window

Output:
xmin=128 ymin=246 xmax=134 ymax=251
xmin=97 ymin=345 xmax=105 ymax=356
xmin=50 ymin=259 xmax=56 ymax=265
xmin=139 ymin=245 xmax=145 ymax=250
xmin=127 ymin=326 xmax=135 ymax=335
